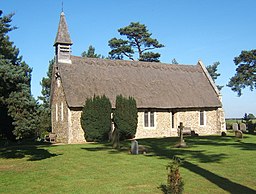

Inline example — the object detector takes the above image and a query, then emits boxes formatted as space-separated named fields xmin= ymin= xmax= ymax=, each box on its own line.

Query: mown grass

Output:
xmin=0 ymin=134 xmax=256 ymax=194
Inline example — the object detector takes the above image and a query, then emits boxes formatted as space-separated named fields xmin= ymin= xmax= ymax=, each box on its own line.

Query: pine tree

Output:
xmin=108 ymin=22 xmax=164 ymax=62
xmin=206 ymin=62 xmax=223 ymax=91
xmin=81 ymin=45 xmax=103 ymax=58
xmin=0 ymin=10 xmax=38 ymax=140
xmin=228 ymin=50 xmax=256 ymax=96
xmin=37 ymin=59 xmax=54 ymax=136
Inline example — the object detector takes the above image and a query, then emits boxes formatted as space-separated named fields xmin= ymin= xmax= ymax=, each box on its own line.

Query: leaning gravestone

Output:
xmin=232 ymin=123 xmax=239 ymax=131
xmin=131 ymin=140 xmax=138 ymax=155
xmin=239 ymin=123 xmax=247 ymax=133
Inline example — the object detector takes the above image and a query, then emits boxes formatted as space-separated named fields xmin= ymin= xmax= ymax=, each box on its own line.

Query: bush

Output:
xmin=159 ymin=157 xmax=184 ymax=194
xmin=80 ymin=95 xmax=112 ymax=142
xmin=113 ymin=95 xmax=137 ymax=141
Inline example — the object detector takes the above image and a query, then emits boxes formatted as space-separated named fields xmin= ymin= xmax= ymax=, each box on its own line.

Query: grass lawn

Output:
xmin=0 ymin=134 xmax=256 ymax=194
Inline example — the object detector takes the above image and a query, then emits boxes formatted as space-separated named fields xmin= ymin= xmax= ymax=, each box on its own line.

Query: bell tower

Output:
xmin=54 ymin=12 xmax=72 ymax=64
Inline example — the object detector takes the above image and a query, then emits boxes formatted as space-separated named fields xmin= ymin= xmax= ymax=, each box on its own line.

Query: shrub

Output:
xmin=159 ymin=157 xmax=184 ymax=194
xmin=113 ymin=95 xmax=137 ymax=141
xmin=80 ymin=95 xmax=112 ymax=142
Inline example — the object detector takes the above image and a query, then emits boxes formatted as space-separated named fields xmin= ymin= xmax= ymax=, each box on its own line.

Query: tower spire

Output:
xmin=54 ymin=11 xmax=72 ymax=64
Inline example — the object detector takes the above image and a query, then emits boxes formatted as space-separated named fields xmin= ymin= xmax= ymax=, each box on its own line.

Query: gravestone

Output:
xmin=131 ymin=140 xmax=138 ymax=155
xmin=248 ymin=123 xmax=255 ymax=134
xmin=239 ymin=123 xmax=247 ymax=133
xmin=235 ymin=130 xmax=243 ymax=138
xmin=175 ymin=122 xmax=187 ymax=148
xmin=232 ymin=123 xmax=239 ymax=131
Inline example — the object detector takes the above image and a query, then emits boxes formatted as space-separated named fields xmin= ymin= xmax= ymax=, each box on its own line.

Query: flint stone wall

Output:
xmin=52 ymin=79 xmax=225 ymax=143
xmin=51 ymin=77 xmax=69 ymax=143
xmin=68 ymin=108 xmax=86 ymax=144
xmin=51 ymin=77 xmax=85 ymax=144
xmin=135 ymin=108 xmax=225 ymax=139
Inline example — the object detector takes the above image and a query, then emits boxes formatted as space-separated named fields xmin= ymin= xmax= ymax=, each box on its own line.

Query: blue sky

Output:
xmin=2 ymin=0 xmax=256 ymax=118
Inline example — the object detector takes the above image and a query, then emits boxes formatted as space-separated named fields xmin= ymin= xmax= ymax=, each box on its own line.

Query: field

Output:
xmin=0 ymin=134 xmax=256 ymax=194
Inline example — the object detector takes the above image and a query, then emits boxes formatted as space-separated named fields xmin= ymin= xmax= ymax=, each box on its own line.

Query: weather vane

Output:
xmin=62 ymin=1 xmax=64 ymax=12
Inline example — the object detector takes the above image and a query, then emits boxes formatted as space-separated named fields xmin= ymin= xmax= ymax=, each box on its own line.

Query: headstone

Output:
xmin=232 ymin=123 xmax=239 ymax=131
xmin=111 ymin=128 xmax=120 ymax=149
xmin=239 ymin=123 xmax=247 ymax=133
xmin=248 ymin=123 xmax=255 ymax=134
xmin=235 ymin=130 xmax=243 ymax=138
xmin=175 ymin=122 xmax=187 ymax=148
xmin=131 ymin=140 xmax=138 ymax=155
xmin=178 ymin=122 xmax=184 ymax=139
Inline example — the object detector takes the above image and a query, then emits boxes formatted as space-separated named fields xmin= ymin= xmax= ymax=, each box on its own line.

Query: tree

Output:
xmin=172 ymin=58 xmax=179 ymax=64
xmin=243 ymin=113 xmax=255 ymax=122
xmin=0 ymin=10 xmax=38 ymax=140
xmin=108 ymin=22 xmax=164 ymax=62
xmin=80 ymin=95 xmax=112 ymax=142
xmin=37 ymin=59 xmax=54 ymax=137
xmin=159 ymin=157 xmax=184 ymax=194
xmin=81 ymin=45 xmax=103 ymax=58
xmin=113 ymin=95 xmax=137 ymax=142
xmin=227 ymin=50 xmax=256 ymax=96
xmin=206 ymin=62 xmax=223 ymax=91
xmin=39 ymin=59 xmax=54 ymax=105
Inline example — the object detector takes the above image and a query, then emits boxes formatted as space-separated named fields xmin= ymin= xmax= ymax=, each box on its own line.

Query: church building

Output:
xmin=50 ymin=12 xmax=226 ymax=144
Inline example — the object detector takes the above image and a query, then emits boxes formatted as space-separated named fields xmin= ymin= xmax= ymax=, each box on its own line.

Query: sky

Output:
xmin=1 ymin=0 xmax=256 ymax=118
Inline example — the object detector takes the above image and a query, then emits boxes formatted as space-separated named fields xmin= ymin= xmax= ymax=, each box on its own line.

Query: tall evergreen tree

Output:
xmin=0 ymin=10 xmax=38 ymax=140
xmin=37 ymin=59 xmax=54 ymax=135
xmin=108 ymin=22 xmax=164 ymax=62
xmin=113 ymin=95 xmax=137 ymax=141
xmin=172 ymin=58 xmax=179 ymax=64
xmin=206 ymin=62 xmax=223 ymax=91
xmin=39 ymin=59 xmax=54 ymax=106
xmin=80 ymin=95 xmax=112 ymax=142
xmin=81 ymin=45 xmax=102 ymax=58
xmin=227 ymin=50 xmax=256 ymax=96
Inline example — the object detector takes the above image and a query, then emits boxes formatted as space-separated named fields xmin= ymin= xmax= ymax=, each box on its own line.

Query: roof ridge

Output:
xmin=70 ymin=55 xmax=199 ymax=72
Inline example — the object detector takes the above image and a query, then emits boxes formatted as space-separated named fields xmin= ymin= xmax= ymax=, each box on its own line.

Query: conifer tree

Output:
xmin=0 ymin=10 xmax=38 ymax=140
xmin=108 ymin=22 xmax=164 ymax=62
xmin=37 ymin=59 xmax=54 ymax=136
xmin=113 ymin=95 xmax=137 ymax=141
xmin=206 ymin=62 xmax=223 ymax=91
xmin=81 ymin=45 xmax=102 ymax=58
xmin=228 ymin=50 xmax=256 ymax=96
xmin=80 ymin=95 xmax=112 ymax=142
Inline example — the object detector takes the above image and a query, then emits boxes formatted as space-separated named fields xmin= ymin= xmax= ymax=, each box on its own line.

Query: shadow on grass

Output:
xmin=139 ymin=136 xmax=256 ymax=194
xmin=183 ymin=135 xmax=256 ymax=151
xmin=0 ymin=143 xmax=60 ymax=161
xmin=183 ymin=161 xmax=256 ymax=194
xmin=81 ymin=143 xmax=129 ymax=154
xmin=81 ymin=136 xmax=256 ymax=193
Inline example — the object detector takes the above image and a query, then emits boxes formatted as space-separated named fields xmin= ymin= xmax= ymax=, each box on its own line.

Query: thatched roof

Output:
xmin=57 ymin=56 xmax=222 ymax=109
xmin=54 ymin=12 xmax=72 ymax=46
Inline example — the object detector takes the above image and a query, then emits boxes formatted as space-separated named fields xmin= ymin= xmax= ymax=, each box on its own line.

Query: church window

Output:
xmin=144 ymin=111 xmax=156 ymax=128
xmin=171 ymin=112 xmax=175 ymax=128
xmin=56 ymin=104 xmax=58 ymax=122
xmin=57 ymin=78 xmax=61 ymax=87
xmin=61 ymin=102 xmax=64 ymax=121
xmin=200 ymin=111 xmax=206 ymax=126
